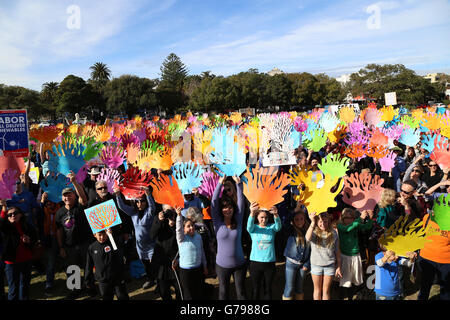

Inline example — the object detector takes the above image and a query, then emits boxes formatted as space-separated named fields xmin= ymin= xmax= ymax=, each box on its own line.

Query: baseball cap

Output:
xmin=61 ymin=187 xmax=75 ymax=196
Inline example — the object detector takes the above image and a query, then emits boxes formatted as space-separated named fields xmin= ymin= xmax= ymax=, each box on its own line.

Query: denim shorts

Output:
xmin=310 ymin=263 xmax=335 ymax=276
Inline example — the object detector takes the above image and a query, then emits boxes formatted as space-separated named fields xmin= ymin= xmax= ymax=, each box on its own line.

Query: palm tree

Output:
xmin=41 ymin=82 xmax=59 ymax=119
xmin=89 ymin=62 xmax=111 ymax=90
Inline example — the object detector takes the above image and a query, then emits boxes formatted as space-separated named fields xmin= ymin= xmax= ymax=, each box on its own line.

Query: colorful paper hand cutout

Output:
xmin=342 ymin=172 xmax=384 ymax=212
xmin=119 ymin=166 xmax=153 ymax=200
xmin=150 ymin=174 xmax=184 ymax=208
xmin=40 ymin=174 xmax=73 ymax=203
xmin=317 ymin=153 xmax=349 ymax=179
xmin=379 ymin=151 xmax=397 ymax=172
xmin=379 ymin=215 xmax=439 ymax=257
xmin=98 ymin=167 xmax=121 ymax=194
xmin=429 ymin=135 xmax=450 ymax=169
xmin=243 ymin=165 xmax=290 ymax=210
xmin=0 ymin=168 xmax=18 ymax=200
xmin=295 ymin=171 xmax=343 ymax=214
xmin=432 ymin=194 xmax=450 ymax=231
xmin=100 ymin=145 xmax=126 ymax=169
xmin=172 ymin=161 xmax=205 ymax=195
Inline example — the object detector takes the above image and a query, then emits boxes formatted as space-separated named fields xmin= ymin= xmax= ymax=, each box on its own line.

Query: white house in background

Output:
xmin=267 ymin=67 xmax=284 ymax=76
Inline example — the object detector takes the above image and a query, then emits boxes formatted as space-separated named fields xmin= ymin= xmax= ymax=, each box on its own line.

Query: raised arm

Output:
xmin=175 ymin=207 xmax=185 ymax=244
xmin=113 ymin=186 xmax=137 ymax=217
xmin=305 ymin=212 xmax=317 ymax=242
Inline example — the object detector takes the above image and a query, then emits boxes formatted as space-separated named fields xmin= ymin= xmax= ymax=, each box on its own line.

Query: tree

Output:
xmin=104 ymin=75 xmax=157 ymax=118
xmin=40 ymin=82 xmax=59 ymax=120
xmin=89 ymin=62 xmax=111 ymax=91
xmin=265 ymin=74 xmax=293 ymax=108
xmin=158 ymin=53 xmax=189 ymax=112
xmin=347 ymin=64 xmax=442 ymax=105
xmin=0 ymin=84 xmax=43 ymax=121
xmin=159 ymin=53 xmax=188 ymax=91
xmin=56 ymin=75 xmax=99 ymax=116
xmin=286 ymin=72 xmax=319 ymax=106
xmin=315 ymin=73 xmax=346 ymax=105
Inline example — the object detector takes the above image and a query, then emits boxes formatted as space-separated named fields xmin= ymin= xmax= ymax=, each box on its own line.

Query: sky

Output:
xmin=0 ymin=0 xmax=449 ymax=91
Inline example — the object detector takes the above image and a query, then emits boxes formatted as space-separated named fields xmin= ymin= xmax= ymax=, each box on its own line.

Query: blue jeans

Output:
xmin=4 ymin=261 xmax=32 ymax=300
xmin=376 ymin=293 xmax=401 ymax=300
xmin=283 ymin=259 xmax=306 ymax=298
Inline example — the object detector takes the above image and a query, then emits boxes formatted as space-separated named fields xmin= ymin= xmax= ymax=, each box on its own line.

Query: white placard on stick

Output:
xmin=385 ymin=92 xmax=397 ymax=106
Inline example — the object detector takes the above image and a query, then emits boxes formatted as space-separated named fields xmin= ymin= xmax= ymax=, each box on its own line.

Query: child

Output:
xmin=175 ymin=207 xmax=208 ymax=300
xmin=374 ymin=248 xmax=417 ymax=300
xmin=306 ymin=211 xmax=342 ymax=300
xmin=247 ymin=202 xmax=282 ymax=300
xmin=337 ymin=208 xmax=374 ymax=300
xmin=377 ymin=188 xmax=401 ymax=229
xmin=282 ymin=209 xmax=311 ymax=300
xmin=84 ymin=229 xmax=129 ymax=300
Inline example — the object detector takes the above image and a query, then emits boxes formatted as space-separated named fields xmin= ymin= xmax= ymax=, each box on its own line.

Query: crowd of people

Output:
xmin=0 ymin=106 xmax=449 ymax=301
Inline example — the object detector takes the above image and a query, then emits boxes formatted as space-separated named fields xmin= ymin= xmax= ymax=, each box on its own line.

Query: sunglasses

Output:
xmin=412 ymin=169 xmax=421 ymax=173
xmin=96 ymin=187 xmax=108 ymax=191
xmin=7 ymin=211 xmax=19 ymax=217
xmin=401 ymin=189 xmax=414 ymax=195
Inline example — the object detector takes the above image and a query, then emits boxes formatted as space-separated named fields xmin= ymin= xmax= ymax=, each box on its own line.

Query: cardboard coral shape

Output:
xmin=0 ymin=168 xmax=18 ymax=200
xmin=0 ymin=155 xmax=25 ymax=179
xmin=431 ymin=194 xmax=450 ymax=231
xmin=243 ymin=165 xmax=290 ymax=210
xmin=150 ymin=174 xmax=184 ymax=208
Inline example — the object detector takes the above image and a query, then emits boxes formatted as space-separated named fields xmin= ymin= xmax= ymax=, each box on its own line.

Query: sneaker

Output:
xmin=142 ymin=280 xmax=154 ymax=290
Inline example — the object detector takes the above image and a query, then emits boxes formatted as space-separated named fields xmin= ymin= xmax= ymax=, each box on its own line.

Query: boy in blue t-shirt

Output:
xmin=374 ymin=249 xmax=417 ymax=300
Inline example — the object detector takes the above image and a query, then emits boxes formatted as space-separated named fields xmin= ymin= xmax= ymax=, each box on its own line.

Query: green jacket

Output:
xmin=337 ymin=218 xmax=373 ymax=256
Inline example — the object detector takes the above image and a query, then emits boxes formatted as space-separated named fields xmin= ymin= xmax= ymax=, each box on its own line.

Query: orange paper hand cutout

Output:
xmin=243 ymin=165 xmax=291 ymax=210
xmin=150 ymin=174 xmax=184 ymax=208
xmin=369 ymin=129 xmax=389 ymax=146
xmin=365 ymin=143 xmax=389 ymax=160
xmin=344 ymin=144 xmax=366 ymax=159
xmin=430 ymin=136 xmax=450 ymax=169
xmin=29 ymin=127 xmax=62 ymax=143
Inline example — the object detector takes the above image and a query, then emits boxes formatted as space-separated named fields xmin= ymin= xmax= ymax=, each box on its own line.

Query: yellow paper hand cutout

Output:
xmin=379 ymin=216 xmax=440 ymax=257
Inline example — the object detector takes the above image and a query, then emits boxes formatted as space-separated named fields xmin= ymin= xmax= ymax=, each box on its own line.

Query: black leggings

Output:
xmin=158 ymin=278 xmax=182 ymax=300
xmin=216 ymin=263 xmax=247 ymax=300
xmin=141 ymin=259 xmax=156 ymax=282
xmin=179 ymin=267 xmax=203 ymax=300
xmin=98 ymin=279 xmax=129 ymax=300
xmin=249 ymin=261 xmax=276 ymax=300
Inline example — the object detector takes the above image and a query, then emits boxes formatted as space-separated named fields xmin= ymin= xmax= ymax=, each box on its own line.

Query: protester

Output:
xmin=114 ymin=185 xmax=156 ymax=290
xmin=337 ymin=208 xmax=374 ymax=300
xmin=306 ymin=211 xmax=342 ymax=300
xmin=211 ymin=174 xmax=247 ymax=300
xmin=55 ymin=171 xmax=92 ymax=299
xmin=84 ymin=228 xmax=129 ymax=300
xmin=281 ymin=209 xmax=311 ymax=300
xmin=0 ymin=205 xmax=39 ymax=300
xmin=374 ymin=248 xmax=417 ymax=300
xmin=247 ymin=202 xmax=281 ymax=300
xmin=149 ymin=206 xmax=181 ymax=300
xmin=175 ymin=206 xmax=208 ymax=300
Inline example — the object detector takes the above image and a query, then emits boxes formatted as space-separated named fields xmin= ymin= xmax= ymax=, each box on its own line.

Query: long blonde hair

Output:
xmin=379 ymin=188 xmax=397 ymax=209
xmin=313 ymin=212 xmax=336 ymax=249
xmin=292 ymin=210 xmax=310 ymax=247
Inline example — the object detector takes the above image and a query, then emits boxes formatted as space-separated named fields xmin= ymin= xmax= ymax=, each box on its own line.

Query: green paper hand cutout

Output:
xmin=318 ymin=153 xmax=350 ymax=178
xmin=309 ymin=129 xmax=327 ymax=152
xmin=401 ymin=115 xmax=420 ymax=129
xmin=432 ymin=194 xmax=450 ymax=231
